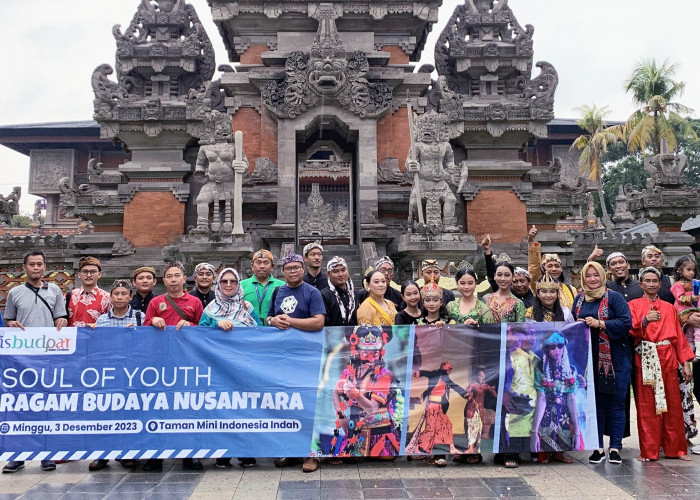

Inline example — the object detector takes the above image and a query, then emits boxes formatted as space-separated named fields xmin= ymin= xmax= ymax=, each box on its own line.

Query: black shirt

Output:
xmin=606 ymin=276 xmax=643 ymax=302
xmin=190 ymin=288 xmax=215 ymax=309
xmin=514 ymin=289 xmax=535 ymax=309
xmin=321 ymin=286 xmax=357 ymax=327
xmin=658 ymin=274 xmax=675 ymax=305
xmin=395 ymin=309 xmax=421 ymax=325
xmin=130 ymin=291 xmax=155 ymax=313
xmin=304 ymin=271 xmax=329 ymax=291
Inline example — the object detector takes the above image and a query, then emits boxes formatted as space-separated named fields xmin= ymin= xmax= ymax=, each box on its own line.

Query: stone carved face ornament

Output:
xmin=309 ymin=57 xmax=347 ymax=95
xmin=261 ymin=5 xmax=391 ymax=119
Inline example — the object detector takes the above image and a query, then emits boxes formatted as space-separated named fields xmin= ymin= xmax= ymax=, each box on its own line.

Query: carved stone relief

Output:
xmin=261 ymin=4 xmax=392 ymax=119
xmin=29 ymin=150 xmax=76 ymax=195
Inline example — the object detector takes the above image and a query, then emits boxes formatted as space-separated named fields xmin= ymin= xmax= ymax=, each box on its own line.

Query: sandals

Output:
xmin=426 ymin=456 xmax=447 ymax=467
xmin=504 ymin=454 xmax=520 ymax=468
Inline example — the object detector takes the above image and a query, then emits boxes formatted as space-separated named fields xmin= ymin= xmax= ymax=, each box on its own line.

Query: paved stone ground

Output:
xmin=2 ymin=407 xmax=700 ymax=499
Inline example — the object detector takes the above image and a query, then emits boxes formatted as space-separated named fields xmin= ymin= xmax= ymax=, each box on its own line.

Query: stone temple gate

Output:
xmin=0 ymin=0 xmax=698 ymax=288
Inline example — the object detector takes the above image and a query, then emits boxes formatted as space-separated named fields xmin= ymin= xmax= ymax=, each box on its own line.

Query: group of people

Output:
xmin=1 ymin=226 xmax=699 ymax=472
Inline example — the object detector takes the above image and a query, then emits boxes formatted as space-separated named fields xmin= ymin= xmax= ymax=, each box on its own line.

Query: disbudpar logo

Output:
xmin=0 ymin=328 xmax=77 ymax=355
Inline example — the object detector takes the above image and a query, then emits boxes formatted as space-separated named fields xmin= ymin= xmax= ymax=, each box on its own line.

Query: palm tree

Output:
xmin=571 ymin=105 xmax=624 ymax=230
xmin=624 ymin=58 xmax=696 ymax=155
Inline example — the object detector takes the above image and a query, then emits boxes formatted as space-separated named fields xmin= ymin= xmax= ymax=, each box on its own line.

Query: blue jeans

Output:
xmin=595 ymin=374 xmax=630 ymax=450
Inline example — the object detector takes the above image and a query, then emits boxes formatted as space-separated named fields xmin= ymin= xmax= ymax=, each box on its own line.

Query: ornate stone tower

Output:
xmin=212 ymin=0 xmax=439 ymax=257
xmin=425 ymin=0 xmax=584 ymax=266
xmin=86 ymin=0 xmax=224 ymax=251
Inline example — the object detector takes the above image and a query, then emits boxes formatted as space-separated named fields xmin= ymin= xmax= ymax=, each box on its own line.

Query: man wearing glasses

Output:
xmin=267 ymin=251 xmax=326 ymax=473
xmin=267 ymin=251 xmax=325 ymax=332
xmin=66 ymin=256 xmax=110 ymax=327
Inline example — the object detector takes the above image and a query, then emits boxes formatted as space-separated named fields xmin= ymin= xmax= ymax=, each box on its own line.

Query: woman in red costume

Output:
xmin=629 ymin=267 xmax=694 ymax=461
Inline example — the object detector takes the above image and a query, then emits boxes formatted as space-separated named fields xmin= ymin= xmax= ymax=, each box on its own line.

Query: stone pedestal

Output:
xmin=164 ymin=233 xmax=254 ymax=270
xmin=398 ymin=232 xmax=477 ymax=259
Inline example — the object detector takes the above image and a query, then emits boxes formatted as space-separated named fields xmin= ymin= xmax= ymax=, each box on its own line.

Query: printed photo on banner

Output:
xmin=495 ymin=321 xmax=597 ymax=454
xmin=405 ymin=324 xmax=502 ymax=456
xmin=310 ymin=325 xmax=410 ymax=458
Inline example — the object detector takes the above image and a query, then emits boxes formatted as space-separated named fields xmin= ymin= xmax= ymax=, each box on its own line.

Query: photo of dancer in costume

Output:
xmin=531 ymin=332 xmax=582 ymax=453
xmin=464 ymin=366 xmax=498 ymax=455
xmin=495 ymin=322 xmax=597 ymax=463
xmin=311 ymin=325 xmax=407 ymax=459
xmin=406 ymin=361 xmax=468 ymax=465
xmin=406 ymin=323 xmax=502 ymax=466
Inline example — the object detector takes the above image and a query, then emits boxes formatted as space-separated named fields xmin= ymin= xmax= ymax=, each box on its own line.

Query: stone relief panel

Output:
xmin=29 ymin=150 xmax=76 ymax=196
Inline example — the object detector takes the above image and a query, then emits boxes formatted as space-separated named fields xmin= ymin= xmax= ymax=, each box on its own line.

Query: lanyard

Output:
xmin=254 ymin=281 xmax=272 ymax=315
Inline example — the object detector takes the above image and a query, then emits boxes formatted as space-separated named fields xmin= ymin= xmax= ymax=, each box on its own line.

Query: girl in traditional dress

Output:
xmin=531 ymin=333 xmax=580 ymax=454
xmin=395 ymin=280 xmax=422 ymax=325
xmin=463 ymin=367 xmax=497 ymax=461
xmin=525 ymin=274 xmax=574 ymax=323
xmin=670 ymin=256 xmax=700 ymax=447
xmin=447 ymin=267 xmax=495 ymax=325
xmin=482 ymin=262 xmax=526 ymax=323
xmin=356 ymin=270 xmax=397 ymax=326
xmin=525 ymin=274 xmax=576 ymax=464
xmin=417 ymin=282 xmax=456 ymax=326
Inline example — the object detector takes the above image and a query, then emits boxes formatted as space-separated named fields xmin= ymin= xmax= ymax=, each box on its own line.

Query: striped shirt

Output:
xmin=95 ymin=306 xmax=143 ymax=327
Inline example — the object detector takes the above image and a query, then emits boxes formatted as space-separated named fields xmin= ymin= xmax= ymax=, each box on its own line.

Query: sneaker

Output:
xmin=214 ymin=458 xmax=232 ymax=469
xmin=2 ymin=461 xmax=25 ymax=473
xmin=608 ymin=450 xmax=622 ymax=464
xmin=692 ymin=444 xmax=700 ymax=455
xmin=41 ymin=460 xmax=56 ymax=471
xmin=589 ymin=450 xmax=605 ymax=464
xmin=238 ymin=458 xmax=256 ymax=467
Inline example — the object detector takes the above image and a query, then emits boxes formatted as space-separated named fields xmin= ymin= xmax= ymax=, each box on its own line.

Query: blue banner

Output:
xmin=0 ymin=323 xmax=596 ymax=461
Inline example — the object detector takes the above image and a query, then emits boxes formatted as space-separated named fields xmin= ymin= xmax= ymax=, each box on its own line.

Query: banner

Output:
xmin=0 ymin=323 xmax=596 ymax=460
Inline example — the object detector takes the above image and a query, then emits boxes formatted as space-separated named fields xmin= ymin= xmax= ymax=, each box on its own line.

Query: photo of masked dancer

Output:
xmin=330 ymin=325 xmax=402 ymax=458
xmin=464 ymin=366 xmax=498 ymax=455
xmin=406 ymin=361 xmax=468 ymax=466
xmin=531 ymin=332 xmax=581 ymax=454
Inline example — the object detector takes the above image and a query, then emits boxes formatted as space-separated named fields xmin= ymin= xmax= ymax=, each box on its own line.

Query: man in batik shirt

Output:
xmin=66 ymin=256 xmax=110 ymax=327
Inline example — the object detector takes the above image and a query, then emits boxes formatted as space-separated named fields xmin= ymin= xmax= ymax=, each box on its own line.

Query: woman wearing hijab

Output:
xmin=199 ymin=267 xmax=261 ymax=469
xmin=199 ymin=268 xmax=261 ymax=329
xmin=572 ymin=261 xmax=631 ymax=465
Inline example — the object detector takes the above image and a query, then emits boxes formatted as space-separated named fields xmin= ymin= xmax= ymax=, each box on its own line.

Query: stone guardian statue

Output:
xmin=405 ymin=110 xmax=461 ymax=233
xmin=191 ymin=111 xmax=248 ymax=235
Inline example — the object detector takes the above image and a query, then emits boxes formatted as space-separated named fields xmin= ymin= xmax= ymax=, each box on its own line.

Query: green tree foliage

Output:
xmin=571 ymin=105 xmax=624 ymax=229
xmin=11 ymin=213 xmax=34 ymax=228
xmin=624 ymin=58 xmax=696 ymax=154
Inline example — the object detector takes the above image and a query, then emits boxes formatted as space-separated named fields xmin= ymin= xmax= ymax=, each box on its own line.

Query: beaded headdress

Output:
xmin=420 ymin=281 xmax=443 ymax=299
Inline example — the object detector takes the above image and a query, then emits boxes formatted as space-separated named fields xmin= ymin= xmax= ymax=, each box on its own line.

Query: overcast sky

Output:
xmin=2 ymin=0 xmax=699 ymax=213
